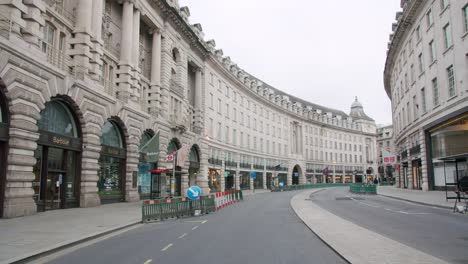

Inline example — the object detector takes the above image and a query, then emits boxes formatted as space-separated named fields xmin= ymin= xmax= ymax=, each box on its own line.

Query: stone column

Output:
xmin=22 ymin=0 xmax=45 ymax=48
xmin=263 ymin=165 xmax=267 ymax=190
xmin=250 ymin=163 xmax=254 ymax=191
xmin=236 ymin=159 xmax=241 ymax=190
xmin=159 ymin=33 xmax=170 ymax=119
xmin=149 ymin=28 xmax=162 ymax=115
xmin=287 ymin=165 xmax=292 ymax=186
xmin=420 ymin=128 xmax=429 ymax=191
xmin=181 ymin=159 xmax=189 ymax=196
xmin=115 ymin=0 xmax=133 ymax=102
xmin=130 ymin=8 xmax=141 ymax=101
xmin=89 ymin=0 xmax=104 ymax=79
xmin=70 ymin=0 xmax=94 ymax=77
xmin=407 ymin=143 xmax=413 ymax=189
xmin=194 ymin=68 xmax=203 ymax=133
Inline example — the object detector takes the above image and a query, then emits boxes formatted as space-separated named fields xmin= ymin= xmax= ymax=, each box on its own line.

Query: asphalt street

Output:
xmin=312 ymin=187 xmax=468 ymax=264
xmin=44 ymin=191 xmax=346 ymax=264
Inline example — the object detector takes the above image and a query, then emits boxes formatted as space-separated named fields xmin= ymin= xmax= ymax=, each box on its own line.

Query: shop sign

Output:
xmin=38 ymin=131 xmax=81 ymax=150
xmin=101 ymin=145 xmax=126 ymax=158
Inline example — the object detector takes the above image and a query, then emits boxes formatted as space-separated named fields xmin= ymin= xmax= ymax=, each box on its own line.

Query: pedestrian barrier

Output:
xmin=349 ymin=184 xmax=377 ymax=194
xmin=215 ymin=190 xmax=243 ymax=210
xmin=142 ymin=194 xmax=216 ymax=222
xmin=271 ymin=183 xmax=352 ymax=192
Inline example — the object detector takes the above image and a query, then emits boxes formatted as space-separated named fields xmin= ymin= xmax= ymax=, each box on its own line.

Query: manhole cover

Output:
xmin=335 ymin=197 xmax=352 ymax=201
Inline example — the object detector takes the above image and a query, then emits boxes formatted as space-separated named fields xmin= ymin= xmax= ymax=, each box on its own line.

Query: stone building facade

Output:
xmin=0 ymin=0 xmax=376 ymax=218
xmin=384 ymin=0 xmax=468 ymax=191
xmin=376 ymin=125 xmax=396 ymax=181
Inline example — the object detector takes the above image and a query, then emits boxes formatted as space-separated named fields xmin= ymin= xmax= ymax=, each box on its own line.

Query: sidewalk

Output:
xmin=291 ymin=189 xmax=449 ymax=264
xmin=0 ymin=202 xmax=141 ymax=264
xmin=241 ymin=189 xmax=271 ymax=196
xmin=377 ymin=186 xmax=455 ymax=209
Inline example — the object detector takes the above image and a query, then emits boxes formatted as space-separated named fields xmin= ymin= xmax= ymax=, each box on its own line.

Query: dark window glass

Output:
xmin=38 ymin=101 xmax=77 ymax=137
xmin=98 ymin=155 xmax=123 ymax=196
xmin=100 ymin=121 xmax=123 ymax=148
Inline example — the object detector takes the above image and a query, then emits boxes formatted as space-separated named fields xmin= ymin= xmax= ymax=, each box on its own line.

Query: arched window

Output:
xmin=38 ymin=101 xmax=78 ymax=138
xmin=100 ymin=121 xmax=123 ymax=148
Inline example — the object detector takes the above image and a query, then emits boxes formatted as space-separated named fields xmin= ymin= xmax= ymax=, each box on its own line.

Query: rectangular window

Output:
xmin=260 ymin=138 xmax=263 ymax=152
xmin=407 ymin=102 xmax=411 ymax=123
xmin=418 ymin=53 xmax=424 ymax=74
xmin=432 ymin=78 xmax=439 ymax=106
xmin=217 ymin=122 xmax=222 ymax=140
xmin=233 ymin=107 xmax=237 ymax=121
xmin=240 ymin=112 xmax=244 ymax=125
xmin=443 ymin=23 xmax=452 ymax=49
xmin=233 ymin=129 xmax=237 ymax=145
xmin=410 ymin=64 xmax=415 ymax=83
xmin=240 ymin=132 xmax=244 ymax=146
xmin=447 ymin=65 xmax=455 ymax=97
xmin=440 ymin=0 xmax=448 ymax=10
xmin=226 ymin=104 xmax=230 ymax=118
xmin=413 ymin=95 xmax=418 ymax=119
xmin=226 ymin=86 xmax=230 ymax=97
xmin=404 ymin=73 xmax=409 ymax=91
xmin=217 ymin=99 xmax=221 ymax=113
xmin=426 ymin=9 xmax=433 ymax=27
xmin=209 ymin=93 xmax=213 ymax=108
xmin=209 ymin=118 xmax=213 ymax=137
xmin=225 ymin=126 xmax=229 ymax=143
xmin=416 ymin=25 xmax=421 ymax=40
xmin=429 ymin=40 xmax=436 ymax=63
xmin=464 ymin=5 xmax=468 ymax=33
xmin=247 ymin=116 xmax=250 ymax=128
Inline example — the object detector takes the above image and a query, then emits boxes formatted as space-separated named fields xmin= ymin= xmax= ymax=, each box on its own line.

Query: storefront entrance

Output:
xmin=239 ymin=171 xmax=250 ymax=190
xmin=138 ymin=130 xmax=158 ymax=200
xmin=412 ymin=159 xmax=422 ymax=190
xmin=33 ymin=100 xmax=82 ymax=211
xmin=98 ymin=120 xmax=126 ymax=204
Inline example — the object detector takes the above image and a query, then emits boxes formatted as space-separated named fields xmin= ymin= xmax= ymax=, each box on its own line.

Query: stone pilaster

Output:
xmin=80 ymin=130 xmax=101 ymax=207
xmin=2 ymin=103 xmax=39 ymax=218
xmin=220 ymin=158 xmax=225 ymax=192
xmin=22 ymin=0 xmax=45 ymax=48
xmin=159 ymin=33 xmax=171 ymax=119
xmin=125 ymin=135 xmax=139 ymax=202
xmin=419 ymin=129 xmax=429 ymax=191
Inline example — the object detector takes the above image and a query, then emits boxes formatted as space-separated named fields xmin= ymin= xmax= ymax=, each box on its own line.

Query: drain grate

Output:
xmin=335 ymin=197 xmax=352 ymax=201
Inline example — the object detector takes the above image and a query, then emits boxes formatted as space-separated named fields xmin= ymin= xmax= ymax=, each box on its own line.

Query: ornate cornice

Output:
xmin=383 ymin=0 xmax=424 ymax=99
xmin=154 ymin=0 xmax=209 ymax=58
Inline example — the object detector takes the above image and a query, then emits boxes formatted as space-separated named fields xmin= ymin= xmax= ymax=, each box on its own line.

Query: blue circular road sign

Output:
xmin=279 ymin=182 xmax=284 ymax=187
xmin=186 ymin=186 xmax=202 ymax=200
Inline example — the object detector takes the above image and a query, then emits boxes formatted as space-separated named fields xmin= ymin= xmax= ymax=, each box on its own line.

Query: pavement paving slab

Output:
xmin=0 ymin=202 xmax=141 ymax=264
xmin=291 ymin=189 xmax=450 ymax=264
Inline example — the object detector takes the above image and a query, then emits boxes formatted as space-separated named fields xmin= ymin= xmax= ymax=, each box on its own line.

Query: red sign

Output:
xmin=383 ymin=157 xmax=396 ymax=163
xmin=149 ymin=169 xmax=170 ymax=173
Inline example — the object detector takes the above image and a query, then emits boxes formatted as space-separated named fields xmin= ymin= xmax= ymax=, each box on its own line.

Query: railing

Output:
xmin=225 ymin=161 xmax=237 ymax=167
xmin=142 ymin=195 xmax=216 ymax=222
xmin=44 ymin=0 xmax=76 ymax=25
xmin=349 ymin=184 xmax=377 ymax=194
xmin=271 ymin=183 xmax=352 ymax=192
xmin=42 ymin=42 xmax=72 ymax=72
xmin=208 ymin=158 xmax=222 ymax=166
xmin=239 ymin=162 xmax=251 ymax=169
xmin=253 ymin=164 xmax=264 ymax=170
xmin=170 ymin=80 xmax=184 ymax=97
xmin=409 ymin=145 xmax=421 ymax=156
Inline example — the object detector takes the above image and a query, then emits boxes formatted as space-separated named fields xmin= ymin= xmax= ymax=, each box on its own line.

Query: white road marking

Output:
xmin=178 ymin=233 xmax=187 ymax=239
xmin=201 ymin=220 xmax=207 ymax=224
xmin=192 ymin=226 xmax=199 ymax=230
xmin=143 ymin=259 xmax=152 ymax=264
xmin=359 ymin=202 xmax=381 ymax=208
xmin=161 ymin=243 xmax=173 ymax=251
xmin=397 ymin=210 xmax=410 ymax=214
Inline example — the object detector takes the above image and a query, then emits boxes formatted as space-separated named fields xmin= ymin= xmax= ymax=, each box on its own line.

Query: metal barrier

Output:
xmin=215 ymin=190 xmax=243 ymax=210
xmin=142 ymin=195 xmax=216 ymax=222
xmin=271 ymin=183 xmax=352 ymax=192
xmin=349 ymin=184 xmax=377 ymax=194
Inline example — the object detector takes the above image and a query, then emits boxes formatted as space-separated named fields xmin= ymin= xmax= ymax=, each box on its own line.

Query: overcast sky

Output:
xmin=179 ymin=0 xmax=401 ymax=125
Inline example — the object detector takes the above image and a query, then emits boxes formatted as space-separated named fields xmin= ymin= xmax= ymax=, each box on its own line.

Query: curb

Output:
xmin=377 ymin=193 xmax=452 ymax=209
xmin=290 ymin=189 xmax=351 ymax=264
xmin=6 ymin=220 xmax=141 ymax=264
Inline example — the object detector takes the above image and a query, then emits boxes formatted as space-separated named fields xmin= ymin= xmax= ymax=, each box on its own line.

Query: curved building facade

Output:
xmin=384 ymin=0 xmax=468 ymax=191
xmin=0 ymin=0 xmax=376 ymax=218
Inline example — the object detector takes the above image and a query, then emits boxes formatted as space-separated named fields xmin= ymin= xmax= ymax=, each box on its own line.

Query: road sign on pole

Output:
xmin=186 ymin=186 xmax=202 ymax=200
xmin=166 ymin=154 xmax=174 ymax=162
xmin=250 ymin=171 xmax=256 ymax=179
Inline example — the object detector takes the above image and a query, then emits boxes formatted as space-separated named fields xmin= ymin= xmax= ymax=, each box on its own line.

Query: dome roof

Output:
xmin=349 ymin=97 xmax=374 ymax=121
xmin=351 ymin=97 xmax=363 ymax=108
